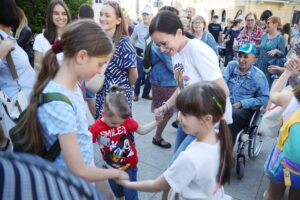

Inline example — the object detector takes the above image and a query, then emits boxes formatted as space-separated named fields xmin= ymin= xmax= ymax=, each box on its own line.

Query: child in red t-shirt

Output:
xmin=90 ymin=86 xmax=159 ymax=200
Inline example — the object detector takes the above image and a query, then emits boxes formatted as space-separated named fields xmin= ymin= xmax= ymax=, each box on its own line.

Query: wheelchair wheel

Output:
xmin=236 ymin=159 xmax=245 ymax=179
xmin=248 ymin=109 xmax=265 ymax=159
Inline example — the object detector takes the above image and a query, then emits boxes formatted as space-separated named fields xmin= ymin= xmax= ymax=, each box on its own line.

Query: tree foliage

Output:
xmin=16 ymin=0 xmax=92 ymax=33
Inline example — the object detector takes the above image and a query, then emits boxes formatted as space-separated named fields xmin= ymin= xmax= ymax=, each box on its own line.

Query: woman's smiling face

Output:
xmin=151 ymin=30 xmax=181 ymax=56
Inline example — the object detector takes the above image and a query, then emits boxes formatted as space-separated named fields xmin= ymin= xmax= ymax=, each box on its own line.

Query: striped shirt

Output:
xmin=0 ymin=152 xmax=107 ymax=200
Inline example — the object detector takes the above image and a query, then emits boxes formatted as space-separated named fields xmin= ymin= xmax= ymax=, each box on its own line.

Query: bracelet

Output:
xmin=162 ymin=101 xmax=170 ymax=111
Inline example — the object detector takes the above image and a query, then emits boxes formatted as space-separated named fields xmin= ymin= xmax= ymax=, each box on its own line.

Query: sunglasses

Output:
xmin=104 ymin=1 xmax=119 ymax=6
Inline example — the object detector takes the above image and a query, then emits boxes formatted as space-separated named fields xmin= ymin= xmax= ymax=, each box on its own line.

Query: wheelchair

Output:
xmin=233 ymin=106 xmax=266 ymax=179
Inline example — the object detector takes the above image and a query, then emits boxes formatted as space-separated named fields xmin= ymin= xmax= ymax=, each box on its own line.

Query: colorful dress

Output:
xmin=95 ymin=37 xmax=136 ymax=119
xmin=256 ymin=34 xmax=286 ymax=86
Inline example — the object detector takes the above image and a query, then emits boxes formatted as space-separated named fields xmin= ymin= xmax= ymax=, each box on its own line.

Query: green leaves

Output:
xmin=16 ymin=0 xmax=92 ymax=33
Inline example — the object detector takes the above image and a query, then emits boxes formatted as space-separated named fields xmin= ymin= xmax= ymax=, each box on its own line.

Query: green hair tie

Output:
xmin=115 ymin=91 xmax=120 ymax=94
xmin=212 ymin=96 xmax=224 ymax=114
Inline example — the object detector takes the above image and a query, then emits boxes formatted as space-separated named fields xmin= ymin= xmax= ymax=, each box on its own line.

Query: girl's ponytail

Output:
xmin=18 ymin=47 xmax=61 ymax=154
xmin=217 ymin=119 xmax=234 ymax=186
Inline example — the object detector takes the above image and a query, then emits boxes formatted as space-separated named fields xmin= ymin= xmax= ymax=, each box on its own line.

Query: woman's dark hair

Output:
xmin=103 ymin=1 xmax=128 ymax=45
xmin=176 ymin=82 xmax=234 ymax=185
xmin=149 ymin=10 xmax=183 ymax=36
xmin=232 ymin=19 xmax=242 ymax=27
xmin=44 ymin=0 xmax=71 ymax=44
xmin=0 ymin=0 xmax=19 ymax=28
xmin=78 ymin=3 xmax=94 ymax=19
xmin=282 ymin=23 xmax=291 ymax=44
xmin=159 ymin=6 xmax=179 ymax=16
xmin=103 ymin=85 xmax=131 ymax=119
xmin=17 ymin=19 xmax=114 ymax=154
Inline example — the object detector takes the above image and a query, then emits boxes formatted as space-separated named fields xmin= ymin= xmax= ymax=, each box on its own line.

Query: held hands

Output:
xmin=154 ymin=103 xmax=168 ymax=123
xmin=284 ymin=57 xmax=300 ymax=76
xmin=267 ymin=49 xmax=279 ymax=57
xmin=0 ymin=38 xmax=15 ymax=59
xmin=114 ymin=170 xmax=130 ymax=186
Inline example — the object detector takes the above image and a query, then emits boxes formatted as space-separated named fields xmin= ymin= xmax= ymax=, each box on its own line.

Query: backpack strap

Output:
xmin=38 ymin=93 xmax=72 ymax=162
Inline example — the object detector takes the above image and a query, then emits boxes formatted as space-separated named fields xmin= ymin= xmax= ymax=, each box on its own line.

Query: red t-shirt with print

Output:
xmin=90 ymin=118 xmax=139 ymax=170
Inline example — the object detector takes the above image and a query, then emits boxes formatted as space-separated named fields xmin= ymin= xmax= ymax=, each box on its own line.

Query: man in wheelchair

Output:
xmin=223 ymin=43 xmax=269 ymax=144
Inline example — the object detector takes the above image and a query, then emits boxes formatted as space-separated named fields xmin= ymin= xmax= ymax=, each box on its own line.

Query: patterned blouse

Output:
xmin=95 ymin=37 xmax=136 ymax=119
xmin=236 ymin=25 xmax=264 ymax=47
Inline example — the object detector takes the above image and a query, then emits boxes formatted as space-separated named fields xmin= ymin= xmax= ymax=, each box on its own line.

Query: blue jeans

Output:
xmin=108 ymin=166 xmax=138 ymax=200
xmin=171 ymin=123 xmax=196 ymax=165
xmin=134 ymin=56 xmax=151 ymax=96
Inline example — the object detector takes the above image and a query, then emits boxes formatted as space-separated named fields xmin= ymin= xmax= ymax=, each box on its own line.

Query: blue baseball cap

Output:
xmin=238 ymin=43 xmax=256 ymax=55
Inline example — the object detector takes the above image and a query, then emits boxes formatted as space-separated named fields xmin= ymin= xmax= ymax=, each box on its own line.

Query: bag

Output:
xmin=86 ymin=64 xmax=108 ymax=93
xmin=265 ymin=108 xmax=300 ymax=189
xmin=9 ymin=92 xmax=72 ymax=162
xmin=267 ymin=35 xmax=287 ymax=68
xmin=257 ymin=104 xmax=283 ymax=138
xmin=0 ymin=34 xmax=28 ymax=137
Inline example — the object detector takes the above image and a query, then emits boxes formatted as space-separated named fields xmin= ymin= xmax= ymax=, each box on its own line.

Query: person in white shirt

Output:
xmin=33 ymin=0 xmax=71 ymax=72
xmin=148 ymin=10 xmax=232 ymax=163
xmin=117 ymin=82 xmax=233 ymax=200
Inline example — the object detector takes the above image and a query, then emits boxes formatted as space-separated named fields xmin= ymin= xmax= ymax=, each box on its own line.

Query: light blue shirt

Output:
xmin=38 ymin=81 xmax=93 ymax=168
xmin=223 ymin=60 xmax=269 ymax=109
xmin=131 ymin=22 xmax=149 ymax=49
xmin=0 ymin=30 xmax=36 ymax=101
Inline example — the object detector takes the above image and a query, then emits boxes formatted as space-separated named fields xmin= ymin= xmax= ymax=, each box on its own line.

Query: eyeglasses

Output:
xmin=154 ymin=41 xmax=169 ymax=49
xmin=266 ymin=21 xmax=273 ymax=25
xmin=246 ymin=19 xmax=255 ymax=22
xmin=192 ymin=22 xmax=203 ymax=26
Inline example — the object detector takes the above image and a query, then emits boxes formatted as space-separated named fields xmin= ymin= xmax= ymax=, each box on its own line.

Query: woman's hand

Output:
xmin=267 ymin=49 xmax=280 ymax=57
xmin=0 ymin=38 xmax=14 ymax=59
xmin=267 ymin=65 xmax=284 ymax=74
xmin=285 ymin=57 xmax=300 ymax=75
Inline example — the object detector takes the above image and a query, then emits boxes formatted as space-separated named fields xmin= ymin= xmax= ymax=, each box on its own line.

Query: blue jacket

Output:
xmin=149 ymin=45 xmax=176 ymax=86
xmin=223 ymin=60 xmax=269 ymax=110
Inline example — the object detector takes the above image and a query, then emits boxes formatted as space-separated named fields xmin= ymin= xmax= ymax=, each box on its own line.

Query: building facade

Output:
xmin=174 ymin=0 xmax=300 ymax=24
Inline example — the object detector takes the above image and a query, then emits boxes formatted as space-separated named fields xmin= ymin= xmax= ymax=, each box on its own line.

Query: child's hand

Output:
xmin=115 ymin=179 xmax=130 ymax=187
xmin=117 ymin=170 xmax=129 ymax=180
xmin=154 ymin=104 xmax=168 ymax=122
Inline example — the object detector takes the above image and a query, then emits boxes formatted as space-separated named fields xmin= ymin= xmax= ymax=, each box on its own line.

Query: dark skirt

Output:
xmin=151 ymin=84 xmax=177 ymax=117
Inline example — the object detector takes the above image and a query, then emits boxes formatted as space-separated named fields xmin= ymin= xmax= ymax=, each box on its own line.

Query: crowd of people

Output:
xmin=1 ymin=0 xmax=300 ymax=199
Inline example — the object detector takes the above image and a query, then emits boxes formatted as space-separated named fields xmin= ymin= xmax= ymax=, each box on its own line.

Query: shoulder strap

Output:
xmin=39 ymin=92 xmax=72 ymax=162
xmin=0 ymin=34 xmax=18 ymax=80
xmin=38 ymin=93 xmax=72 ymax=107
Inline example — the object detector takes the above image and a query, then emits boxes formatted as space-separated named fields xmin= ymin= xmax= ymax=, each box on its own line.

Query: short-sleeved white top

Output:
xmin=164 ymin=140 xmax=232 ymax=200
xmin=172 ymin=39 xmax=221 ymax=89
xmin=33 ymin=33 xmax=51 ymax=55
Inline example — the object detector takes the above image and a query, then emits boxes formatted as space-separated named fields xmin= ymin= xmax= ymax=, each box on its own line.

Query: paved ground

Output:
xmin=93 ymin=96 xmax=286 ymax=200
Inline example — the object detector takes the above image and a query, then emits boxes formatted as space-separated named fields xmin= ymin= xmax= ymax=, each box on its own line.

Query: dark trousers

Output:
xmin=229 ymin=108 xmax=255 ymax=145
xmin=134 ymin=55 xmax=151 ymax=96
xmin=108 ymin=166 xmax=138 ymax=200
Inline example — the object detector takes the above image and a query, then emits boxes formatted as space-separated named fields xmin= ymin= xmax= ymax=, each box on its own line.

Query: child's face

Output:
xmin=77 ymin=53 xmax=112 ymax=81
xmin=103 ymin=112 xmax=125 ymax=128
xmin=178 ymin=112 xmax=211 ymax=135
